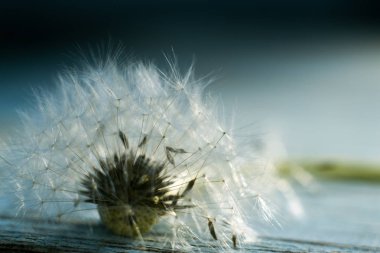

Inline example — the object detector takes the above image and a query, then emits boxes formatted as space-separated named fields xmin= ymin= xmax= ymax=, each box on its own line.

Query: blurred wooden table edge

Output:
xmin=0 ymin=216 xmax=378 ymax=252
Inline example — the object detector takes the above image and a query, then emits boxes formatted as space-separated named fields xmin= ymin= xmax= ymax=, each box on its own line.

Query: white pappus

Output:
xmin=0 ymin=56 xmax=282 ymax=251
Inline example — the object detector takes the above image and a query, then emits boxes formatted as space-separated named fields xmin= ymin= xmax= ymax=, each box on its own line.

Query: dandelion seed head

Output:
xmin=0 ymin=57 xmax=285 ymax=250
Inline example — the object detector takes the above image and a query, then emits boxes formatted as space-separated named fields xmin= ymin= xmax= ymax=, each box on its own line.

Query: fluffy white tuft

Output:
xmin=0 ymin=58 xmax=282 ymax=251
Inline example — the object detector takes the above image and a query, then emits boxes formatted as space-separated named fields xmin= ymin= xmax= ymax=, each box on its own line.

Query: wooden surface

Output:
xmin=0 ymin=215 xmax=379 ymax=253
xmin=2 ymin=167 xmax=380 ymax=252
xmin=267 ymin=178 xmax=380 ymax=249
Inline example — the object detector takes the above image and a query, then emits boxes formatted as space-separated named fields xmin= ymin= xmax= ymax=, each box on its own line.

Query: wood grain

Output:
xmin=0 ymin=216 xmax=378 ymax=253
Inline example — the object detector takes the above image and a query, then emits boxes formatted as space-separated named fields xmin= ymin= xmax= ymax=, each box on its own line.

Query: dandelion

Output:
xmin=0 ymin=56 xmax=283 ymax=251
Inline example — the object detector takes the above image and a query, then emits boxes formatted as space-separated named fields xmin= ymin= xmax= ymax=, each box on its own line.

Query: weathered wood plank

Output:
xmin=0 ymin=216 xmax=378 ymax=252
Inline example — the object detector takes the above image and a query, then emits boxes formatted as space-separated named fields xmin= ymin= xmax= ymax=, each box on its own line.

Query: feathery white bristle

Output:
xmin=0 ymin=58 xmax=282 ymax=250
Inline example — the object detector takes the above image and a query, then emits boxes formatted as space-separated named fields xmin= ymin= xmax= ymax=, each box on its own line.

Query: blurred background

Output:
xmin=1 ymin=0 xmax=380 ymax=162
xmin=1 ymin=0 xmax=380 ymax=248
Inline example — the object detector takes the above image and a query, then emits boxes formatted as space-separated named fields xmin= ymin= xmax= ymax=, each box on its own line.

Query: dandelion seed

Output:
xmin=0 ymin=56 xmax=285 ymax=251
xmin=232 ymin=233 xmax=238 ymax=249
